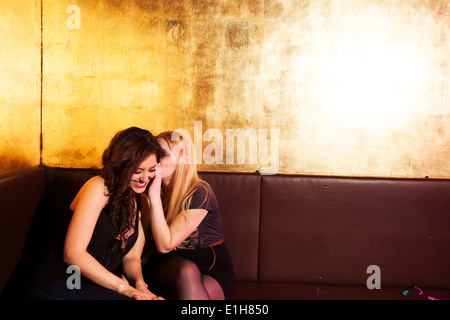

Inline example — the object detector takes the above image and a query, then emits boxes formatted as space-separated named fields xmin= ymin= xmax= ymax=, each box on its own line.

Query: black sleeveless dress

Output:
xmin=28 ymin=196 xmax=140 ymax=299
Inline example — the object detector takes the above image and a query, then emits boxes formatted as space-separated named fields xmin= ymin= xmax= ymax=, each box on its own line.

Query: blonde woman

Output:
xmin=142 ymin=131 xmax=234 ymax=300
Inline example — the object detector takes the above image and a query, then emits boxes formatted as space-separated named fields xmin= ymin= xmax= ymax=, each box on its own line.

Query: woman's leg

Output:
xmin=154 ymin=257 xmax=210 ymax=300
xmin=203 ymin=274 xmax=225 ymax=300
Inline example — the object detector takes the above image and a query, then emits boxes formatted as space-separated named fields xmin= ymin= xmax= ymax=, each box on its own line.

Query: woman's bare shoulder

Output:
xmin=70 ymin=175 xmax=108 ymax=210
xmin=86 ymin=175 xmax=106 ymax=187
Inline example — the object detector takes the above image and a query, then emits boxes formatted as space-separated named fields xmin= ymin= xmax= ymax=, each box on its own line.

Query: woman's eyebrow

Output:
xmin=136 ymin=164 xmax=157 ymax=171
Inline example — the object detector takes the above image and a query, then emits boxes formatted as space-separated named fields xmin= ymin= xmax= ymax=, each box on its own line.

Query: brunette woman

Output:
xmin=29 ymin=127 xmax=164 ymax=300
xmin=142 ymin=130 xmax=234 ymax=300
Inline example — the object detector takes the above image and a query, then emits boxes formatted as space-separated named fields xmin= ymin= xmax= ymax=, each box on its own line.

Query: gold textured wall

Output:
xmin=0 ymin=0 xmax=41 ymax=174
xmin=2 ymin=0 xmax=450 ymax=178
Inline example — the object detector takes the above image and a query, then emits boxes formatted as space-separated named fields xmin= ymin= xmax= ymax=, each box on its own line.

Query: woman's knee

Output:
xmin=176 ymin=259 xmax=202 ymax=283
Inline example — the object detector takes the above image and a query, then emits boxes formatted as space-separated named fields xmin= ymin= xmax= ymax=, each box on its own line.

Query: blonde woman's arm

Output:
xmin=146 ymin=164 xmax=207 ymax=253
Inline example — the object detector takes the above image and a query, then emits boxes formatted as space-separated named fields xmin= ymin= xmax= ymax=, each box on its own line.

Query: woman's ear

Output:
xmin=179 ymin=144 xmax=191 ymax=164
xmin=170 ymin=142 xmax=187 ymax=164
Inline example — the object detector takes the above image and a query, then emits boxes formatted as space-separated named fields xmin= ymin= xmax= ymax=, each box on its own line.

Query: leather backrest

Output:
xmin=0 ymin=167 xmax=46 ymax=293
xmin=4 ymin=167 xmax=448 ymax=293
xmin=200 ymin=172 xmax=261 ymax=282
xmin=259 ymin=174 xmax=450 ymax=289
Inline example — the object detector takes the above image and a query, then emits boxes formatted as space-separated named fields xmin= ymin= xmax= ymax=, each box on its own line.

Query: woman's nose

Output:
xmin=139 ymin=173 xmax=148 ymax=182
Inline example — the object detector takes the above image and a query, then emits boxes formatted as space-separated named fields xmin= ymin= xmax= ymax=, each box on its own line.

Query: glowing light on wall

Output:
xmin=294 ymin=4 xmax=433 ymax=132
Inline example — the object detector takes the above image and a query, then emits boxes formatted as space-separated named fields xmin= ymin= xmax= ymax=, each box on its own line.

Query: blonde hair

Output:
xmin=157 ymin=130 xmax=209 ymax=226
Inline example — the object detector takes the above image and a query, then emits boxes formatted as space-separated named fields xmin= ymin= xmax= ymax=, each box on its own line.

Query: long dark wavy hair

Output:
xmin=101 ymin=127 xmax=163 ymax=240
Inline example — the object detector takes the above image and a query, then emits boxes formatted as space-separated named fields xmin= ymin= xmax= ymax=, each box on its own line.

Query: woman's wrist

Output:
xmin=148 ymin=195 xmax=162 ymax=205
xmin=117 ymin=281 xmax=133 ymax=295
xmin=135 ymin=279 xmax=148 ymax=291
xmin=142 ymin=192 xmax=159 ymax=204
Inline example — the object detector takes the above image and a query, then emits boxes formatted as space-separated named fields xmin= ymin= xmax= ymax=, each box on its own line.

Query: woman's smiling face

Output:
xmin=129 ymin=153 xmax=157 ymax=193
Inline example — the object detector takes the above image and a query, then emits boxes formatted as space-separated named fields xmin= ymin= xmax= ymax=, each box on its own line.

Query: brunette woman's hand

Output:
xmin=147 ymin=163 xmax=162 ymax=202
xmin=122 ymin=287 xmax=163 ymax=300
xmin=119 ymin=283 xmax=164 ymax=300
xmin=135 ymin=283 xmax=165 ymax=300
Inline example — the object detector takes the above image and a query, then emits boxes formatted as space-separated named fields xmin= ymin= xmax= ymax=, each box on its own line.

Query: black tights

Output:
xmin=153 ymin=257 xmax=224 ymax=300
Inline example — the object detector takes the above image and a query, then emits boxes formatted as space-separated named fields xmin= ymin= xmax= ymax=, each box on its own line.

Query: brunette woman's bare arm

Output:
xmin=64 ymin=176 xmax=153 ymax=299
xmin=121 ymin=210 xmax=163 ymax=299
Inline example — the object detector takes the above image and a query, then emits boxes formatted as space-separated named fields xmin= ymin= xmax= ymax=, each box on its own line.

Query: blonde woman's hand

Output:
xmin=148 ymin=163 xmax=162 ymax=202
